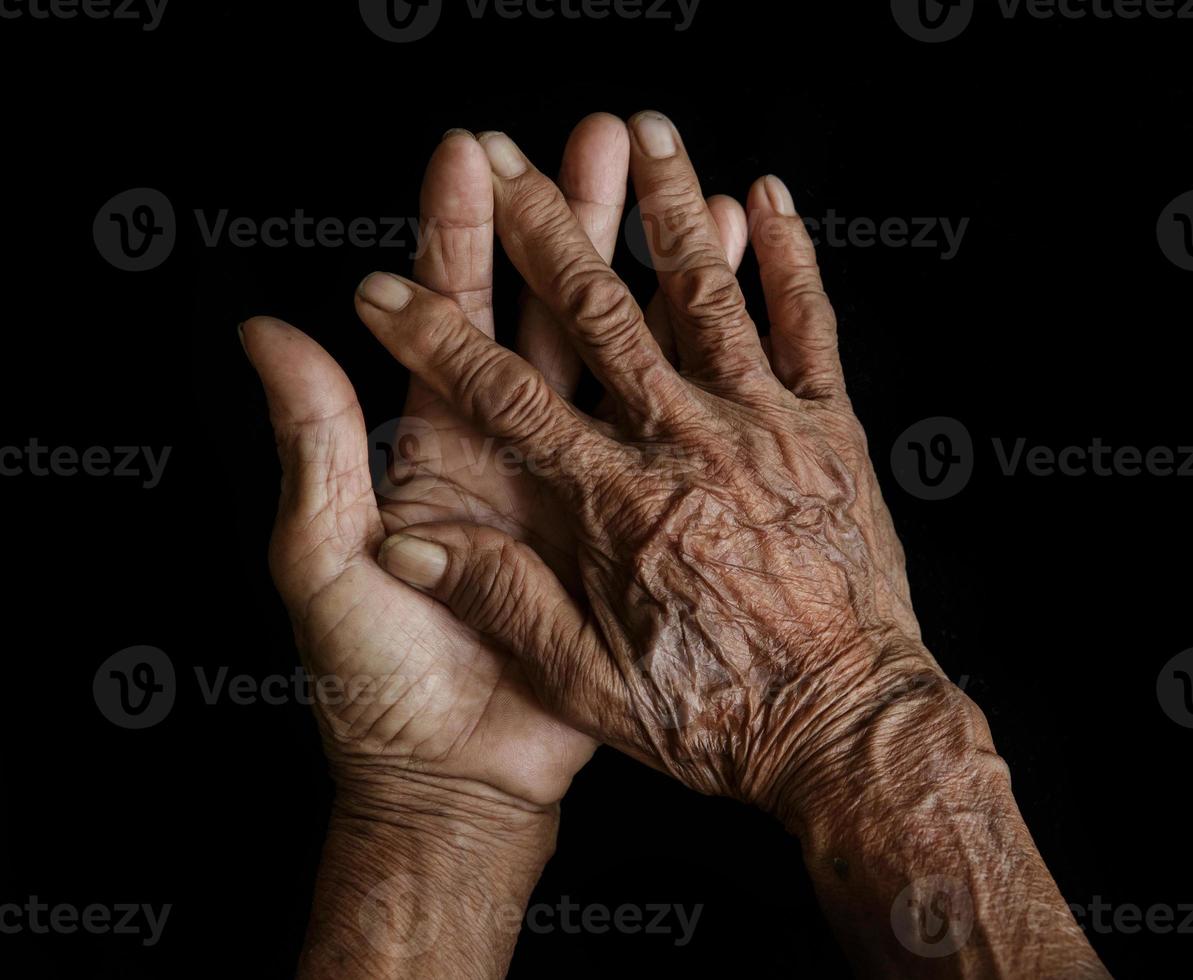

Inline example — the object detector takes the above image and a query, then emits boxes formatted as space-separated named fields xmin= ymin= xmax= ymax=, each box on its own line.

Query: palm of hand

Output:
xmin=249 ymin=125 xmax=636 ymax=807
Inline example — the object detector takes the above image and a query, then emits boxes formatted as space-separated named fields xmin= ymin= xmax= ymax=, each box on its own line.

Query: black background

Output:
xmin=1 ymin=1 xmax=1190 ymax=976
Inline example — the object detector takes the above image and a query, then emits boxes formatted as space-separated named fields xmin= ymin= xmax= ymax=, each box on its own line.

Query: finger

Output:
xmin=240 ymin=317 xmax=381 ymax=605
xmin=355 ymin=271 xmax=617 ymax=481
xmin=518 ymin=112 xmax=630 ymax=396
xmin=479 ymin=131 xmax=690 ymax=426
xmin=644 ymin=193 xmax=748 ymax=363
xmin=747 ymin=175 xmax=845 ymax=400
xmin=710 ymin=194 xmax=750 ymax=270
xmin=413 ymin=130 xmax=495 ymax=336
xmin=627 ymin=111 xmax=768 ymax=390
xmin=377 ymin=523 xmax=618 ymax=737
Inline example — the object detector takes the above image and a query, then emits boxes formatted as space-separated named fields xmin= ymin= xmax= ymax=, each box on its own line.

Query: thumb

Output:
xmin=241 ymin=316 xmax=380 ymax=604
xmin=377 ymin=522 xmax=614 ymax=732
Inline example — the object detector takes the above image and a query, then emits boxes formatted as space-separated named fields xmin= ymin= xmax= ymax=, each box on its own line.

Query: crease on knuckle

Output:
xmin=678 ymin=258 xmax=747 ymax=331
xmin=466 ymin=354 xmax=552 ymax=441
xmin=790 ymin=367 xmax=842 ymax=401
xmin=420 ymin=304 xmax=471 ymax=366
xmin=453 ymin=539 xmax=525 ymax=638
xmin=772 ymin=274 xmax=835 ymax=338
xmin=509 ymin=181 xmax=570 ymax=242
xmin=560 ymin=268 xmax=645 ymax=358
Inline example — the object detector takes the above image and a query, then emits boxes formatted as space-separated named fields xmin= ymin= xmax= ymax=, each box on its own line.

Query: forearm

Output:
xmin=298 ymin=768 xmax=558 ymax=980
xmin=777 ymin=674 xmax=1109 ymax=979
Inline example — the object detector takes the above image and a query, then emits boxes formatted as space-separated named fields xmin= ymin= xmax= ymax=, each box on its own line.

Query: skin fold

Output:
xmin=244 ymin=113 xmax=1111 ymax=978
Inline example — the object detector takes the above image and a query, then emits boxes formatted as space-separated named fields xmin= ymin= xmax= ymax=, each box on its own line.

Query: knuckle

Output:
xmin=509 ymin=177 xmax=569 ymax=237
xmin=452 ymin=538 xmax=526 ymax=638
xmin=420 ymin=302 xmax=471 ymax=365
xmin=773 ymin=272 xmax=834 ymax=332
xmin=677 ymin=258 xmax=747 ymax=329
xmin=791 ymin=368 xmax=844 ymax=401
xmin=465 ymin=352 xmax=553 ymax=439
xmin=492 ymin=372 xmax=552 ymax=440
xmin=560 ymin=268 xmax=645 ymax=357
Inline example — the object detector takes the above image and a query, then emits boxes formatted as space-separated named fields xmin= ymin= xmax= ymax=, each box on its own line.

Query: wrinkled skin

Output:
xmin=242 ymin=115 xmax=750 ymax=810
xmin=258 ymin=114 xmax=1109 ymax=980
xmin=358 ymin=113 xmax=945 ymax=819
xmin=564 ymin=395 xmax=929 ymax=806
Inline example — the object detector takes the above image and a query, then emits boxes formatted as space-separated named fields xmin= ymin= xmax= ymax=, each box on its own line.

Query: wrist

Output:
xmin=786 ymin=673 xmax=1008 ymax=845
xmin=331 ymin=760 xmax=561 ymax=851
xmin=766 ymin=665 xmax=1108 ymax=978
xmin=754 ymin=630 xmax=957 ymax=831
xmin=299 ymin=763 xmax=559 ymax=980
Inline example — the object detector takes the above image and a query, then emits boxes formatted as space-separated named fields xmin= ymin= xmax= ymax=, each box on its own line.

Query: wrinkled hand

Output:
xmin=357 ymin=112 xmax=947 ymax=826
xmin=243 ymin=114 xmax=749 ymax=813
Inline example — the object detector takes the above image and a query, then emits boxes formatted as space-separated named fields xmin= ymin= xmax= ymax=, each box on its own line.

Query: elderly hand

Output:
xmin=355 ymin=111 xmax=947 ymax=830
xmin=351 ymin=114 xmax=1111 ymax=979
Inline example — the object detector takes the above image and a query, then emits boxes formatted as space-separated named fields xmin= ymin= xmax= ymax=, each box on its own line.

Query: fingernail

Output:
xmin=358 ymin=273 xmax=413 ymax=312
xmin=237 ymin=321 xmax=247 ymax=352
xmin=479 ymin=132 xmax=528 ymax=178
xmin=765 ymin=175 xmax=796 ymax=217
xmin=442 ymin=127 xmax=474 ymax=142
xmin=379 ymin=534 xmax=447 ymax=589
xmin=632 ymin=112 xmax=677 ymax=159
